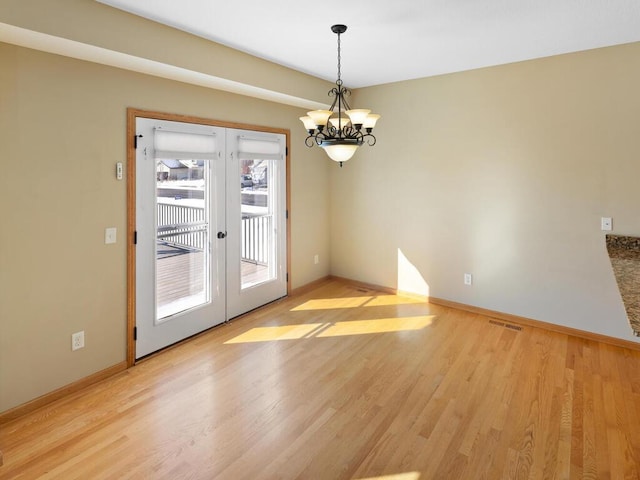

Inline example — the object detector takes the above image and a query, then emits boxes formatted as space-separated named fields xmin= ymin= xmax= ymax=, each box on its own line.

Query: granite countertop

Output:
xmin=606 ymin=235 xmax=640 ymax=336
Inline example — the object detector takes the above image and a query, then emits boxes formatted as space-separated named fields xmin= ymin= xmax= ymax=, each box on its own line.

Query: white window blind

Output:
xmin=154 ymin=129 xmax=217 ymax=160
xmin=237 ymin=136 xmax=282 ymax=160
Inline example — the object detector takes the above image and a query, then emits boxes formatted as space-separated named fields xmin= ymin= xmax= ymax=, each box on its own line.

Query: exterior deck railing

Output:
xmin=157 ymin=203 xmax=206 ymax=251
xmin=241 ymin=214 xmax=272 ymax=266
xmin=157 ymin=202 xmax=270 ymax=265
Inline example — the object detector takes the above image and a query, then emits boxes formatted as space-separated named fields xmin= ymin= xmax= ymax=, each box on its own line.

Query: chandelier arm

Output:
xmin=337 ymin=88 xmax=343 ymax=131
xmin=328 ymin=89 xmax=340 ymax=111
xmin=363 ymin=133 xmax=377 ymax=146
xmin=314 ymin=129 xmax=329 ymax=146
xmin=338 ymin=126 xmax=363 ymax=140
xmin=339 ymin=86 xmax=352 ymax=111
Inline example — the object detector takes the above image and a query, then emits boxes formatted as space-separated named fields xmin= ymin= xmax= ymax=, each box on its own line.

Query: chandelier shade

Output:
xmin=321 ymin=140 xmax=360 ymax=163
xmin=345 ymin=109 xmax=370 ymax=126
xmin=300 ymin=25 xmax=380 ymax=167
xmin=307 ymin=110 xmax=333 ymax=127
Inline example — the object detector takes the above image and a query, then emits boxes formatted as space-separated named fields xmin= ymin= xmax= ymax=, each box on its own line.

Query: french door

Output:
xmin=225 ymin=130 xmax=288 ymax=319
xmin=134 ymin=117 xmax=287 ymax=359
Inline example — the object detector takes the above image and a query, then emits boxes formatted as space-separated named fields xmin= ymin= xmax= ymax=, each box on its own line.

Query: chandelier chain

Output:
xmin=336 ymin=30 xmax=342 ymax=86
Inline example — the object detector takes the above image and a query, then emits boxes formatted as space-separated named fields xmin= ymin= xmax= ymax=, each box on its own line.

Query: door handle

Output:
xmin=217 ymin=231 xmax=227 ymax=239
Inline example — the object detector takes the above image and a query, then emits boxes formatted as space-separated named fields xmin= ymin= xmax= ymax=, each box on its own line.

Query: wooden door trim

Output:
xmin=126 ymin=108 xmax=291 ymax=367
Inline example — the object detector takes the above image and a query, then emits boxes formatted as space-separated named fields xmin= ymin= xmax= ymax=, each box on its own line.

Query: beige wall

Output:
xmin=0 ymin=46 xmax=330 ymax=412
xmin=331 ymin=42 xmax=640 ymax=343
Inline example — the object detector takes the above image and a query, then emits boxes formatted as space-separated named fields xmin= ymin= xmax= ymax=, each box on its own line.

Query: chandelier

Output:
xmin=300 ymin=25 xmax=381 ymax=167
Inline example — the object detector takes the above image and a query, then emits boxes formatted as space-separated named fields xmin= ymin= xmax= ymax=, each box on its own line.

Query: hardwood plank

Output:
xmin=2 ymin=278 xmax=640 ymax=479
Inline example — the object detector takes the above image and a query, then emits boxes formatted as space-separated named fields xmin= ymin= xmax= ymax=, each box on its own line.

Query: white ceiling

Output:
xmin=97 ymin=0 xmax=640 ymax=89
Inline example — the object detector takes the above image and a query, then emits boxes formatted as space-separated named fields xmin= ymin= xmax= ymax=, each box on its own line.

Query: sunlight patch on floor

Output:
xmin=224 ymin=323 xmax=323 ymax=343
xmin=224 ymin=316 xmax=435 ymax=344
xmin=291 ymin=295 xmax=425 ymax=311
xmin=356 ymin=472 xmax=421 ymax=480
xmin=290 ymin=296 xmax=374 ymax=311
xmin=317 ymin=316 xmax=434 ymax=338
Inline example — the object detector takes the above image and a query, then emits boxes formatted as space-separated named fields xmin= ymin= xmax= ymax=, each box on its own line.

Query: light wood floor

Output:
xmin=2 ymin=279 xmax=640 ymax=479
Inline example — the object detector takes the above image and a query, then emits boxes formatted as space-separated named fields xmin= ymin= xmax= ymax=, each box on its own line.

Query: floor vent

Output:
xmin=489 ymin=319 xmax=523 ymax=331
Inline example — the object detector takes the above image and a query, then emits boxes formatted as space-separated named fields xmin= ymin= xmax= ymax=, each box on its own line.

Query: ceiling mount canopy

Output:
xmin=300 ymin=24 xmax=381 ymax=167
xmin=331 ymin=24 xmax=347 ymax=35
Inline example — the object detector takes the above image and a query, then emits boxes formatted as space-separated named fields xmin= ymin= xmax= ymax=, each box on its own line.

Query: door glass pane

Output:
xmin=240 ymin=158 xmax=276 ymax=289
xmin=156 ymin=159 xmax=210 ymax=320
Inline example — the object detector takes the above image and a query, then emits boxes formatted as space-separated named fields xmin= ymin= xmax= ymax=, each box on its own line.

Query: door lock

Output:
xmin=217 ymin=231 xmax=227 ymax=239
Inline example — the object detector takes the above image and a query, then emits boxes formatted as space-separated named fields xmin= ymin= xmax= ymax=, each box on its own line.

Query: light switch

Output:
xmin=105 ymin=227 xmax=117 ymax=244
xmin=601 ymin=217 xmax=612 ymax=231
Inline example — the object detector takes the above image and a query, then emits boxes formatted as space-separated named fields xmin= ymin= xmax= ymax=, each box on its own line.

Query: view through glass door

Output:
xmin=135 ymin=118 xmax=287 ymax=359
xmin=156 ymin=156 xmax=210 ymax=319
xmin=226 ymin=130 xmax=287 ymax=319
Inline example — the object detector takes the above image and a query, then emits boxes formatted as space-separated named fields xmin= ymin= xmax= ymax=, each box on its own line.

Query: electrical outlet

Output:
xmin=464 ymin=273 xmax=473 ymax=286
xmin=314 ymin=254 xmax=319 ymax=265
xmin=72 ymin=331 xmax=85 ymax=351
